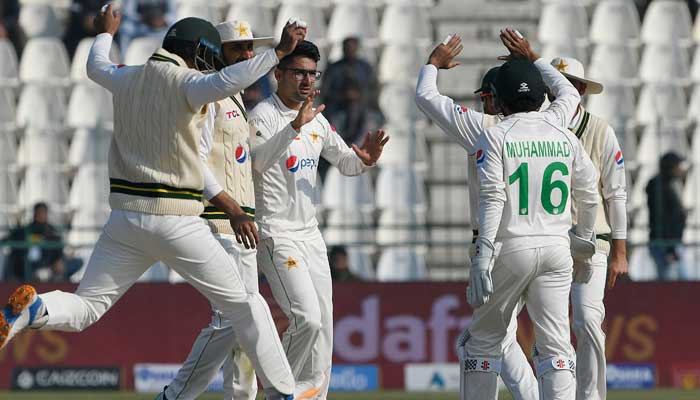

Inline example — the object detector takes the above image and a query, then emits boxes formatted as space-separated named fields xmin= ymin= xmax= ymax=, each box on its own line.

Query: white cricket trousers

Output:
xmin=165 ymin=234 xmax=259 ymax=400
xmin=571 ymin=251 xmax=607 ymax=400
xmin=37 ymin=210 xmax=294 ymax=395
xmin=257 ymin=232 xmax=333 ymax=399
xmin=463 ymin=245 xmax=576 ymax=400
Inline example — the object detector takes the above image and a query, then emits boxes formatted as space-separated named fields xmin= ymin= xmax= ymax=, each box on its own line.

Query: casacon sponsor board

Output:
xmin=404 ymin=363 xmax=460 ymax=391
xmin=606 ymin=363 xmax=656 ymax=389
xmin=133 ymin=364 xmax=223 ymax=393
xmin=671 ymin=363 xmax=700 ymax=389
xmin=329 ymin=365 xmax=379 ymax=391
xmin=12 ymin=367 xmax=121 ymax=390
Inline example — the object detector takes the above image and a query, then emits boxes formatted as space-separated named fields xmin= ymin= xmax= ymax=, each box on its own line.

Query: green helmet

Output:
xmin=162 ymin=17 xmax=224 ymax=72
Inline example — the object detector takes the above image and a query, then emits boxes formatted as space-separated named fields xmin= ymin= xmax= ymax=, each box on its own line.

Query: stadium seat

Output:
xmin=640 ymin=0 xmax=693 ymax=47
xmin=0 ymin=88 xmax=16 ymax=132
xmin=124 ymin=36 xmax=161 ymax=65
xmin=328 ymin=3 xmax=380 ymax=44
xmin=428 ymin=184 xmax=470 ymax=225
xmin=328 ymin=41 xmax=378 ymax=65
xmin=16 ymin=84 xmax=67 ymax=131
xmin=537 ymin=2 xmax=588 ymax=45
xmin=376 ymin=166 xmax=427 ymax=209
xmin=323 ymin=209 xmax=375 ymax=246
xmin=635 ymin=84 xmax=687 ymax=125
xmin=17 ymin=131 xmax=68 ymax=167
xmin=376 ymin=208 xmax=428 ymax=246
xmin=67 ymin=208 xmax=110 ymax=247
xmin=66 ymin=84 xmax=114 ymax=129
xmin=377 ymin=134 xmax=428 ymax=171
xmin=690 ymin=125 xmax=700 ymax=163
xmin=683 ymin=167 xmax=699 ymax=210
xmin=379 ymin=83 xmax=426 ymax=128
xmin=376 ymin=247 xmax=427 ymax=281
xmin=378 ymin=4 xmax=430 ymax=45
xmin=18 ymin=4 xmax=62 ymax=39
xmin=69 ymin=164 xmax=110 ymax=211
xmin=585 ymin=83 xmax=636 ymax=126
xmin=19 ymin=38 xmax=71 ymax=86
xmin=628 ymin=165 xmax=656 ymax=212
xmin=275 ymin=4 xmax=327 ymax=44
xmin=589 ymin=0 xmax=641 ymax=46
xmin=0 ymin=168 xmax=18 ymax=207
xmin=628 ymin=245 xmax=657 ymax=281
xmin=0 ymin=130 xmax=17 ymax=167
xmin=18 ymin=165 xmax=70 ymax=209
xmin=225 ymin=4 xmax=275 ymax=37
xmin=541 ymin=42 xmax=589 ymax=66
xmin=71 ymin=37 xmax=122 ymax=83
xmin=587 ymin=44 xmax=640 ymax=85
xmin=0 ymin=39 xmax=19 ymax=88
xmin=435 ymin=64 xmax=483 ymax=99
xmin=429 ymin=142 xmax=469 ymax=183
xmin=378 ymin=44 xmax=426 ymax=84
xmin=635 ymin=124 xmax=689 ymax=165
xmin=68 ymin=128 xmax=112 ymax=167
xmin=346 ymin=247 xmax=375 ymax=281
xmin=639 ymin=44 xmax=690 ymax=85
xmin=321 ymin=166 xmax=374 ymax=210
xmin=176 ymin=2 xmax=222 ymax=23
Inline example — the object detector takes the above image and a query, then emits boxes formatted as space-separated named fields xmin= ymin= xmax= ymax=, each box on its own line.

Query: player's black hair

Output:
xmin=33 ymin=202 xmax=48 ymax=213
xmin=279 ymin=40 xmax=321 ymax=69
xmin=329 ymin=246 xmax=348 ymax=259
xmin=499 ymin=95 xmax=544 ymax=115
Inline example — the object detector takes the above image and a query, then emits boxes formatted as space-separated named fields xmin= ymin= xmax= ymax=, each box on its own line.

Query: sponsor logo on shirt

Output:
xmin=234 ymin=145 xmax=247 ymax=164
xmin=286 ymin=155 xmax=316 ymax=173
xmin=224 ymin=109 xmax=240 ymax=120
xmin=476 ymin=149 xmax=485 ymax=166
xmin=455 ymin=104 xmax=468 ymax=114
xmin=615 ymin=150 xmax=624 ymax=167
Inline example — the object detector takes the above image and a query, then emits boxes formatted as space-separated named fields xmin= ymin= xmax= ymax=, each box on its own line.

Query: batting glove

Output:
xmin=569 ymin=228 xmax=596 ymax=283
xmin=467 ymin=237 xmax=495 ymax=308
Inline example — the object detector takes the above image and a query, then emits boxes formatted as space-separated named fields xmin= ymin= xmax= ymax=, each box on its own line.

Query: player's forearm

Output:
xmin=335 ymin=152 xmax=371 ymax=176
xmin=610 ymin=239 xmax=627 ymax=261
xmin=478 ymin=196 xmax=505 ymax=246
xmin=186 ymin=48 xmax=279 ymax=110
xmin=251 ymin=123 xmax=299 ymax=172
xmin=208 ymin=191 xmax=244 ymax=218
xmin=86 ymin=33 xmax=119 ymax=92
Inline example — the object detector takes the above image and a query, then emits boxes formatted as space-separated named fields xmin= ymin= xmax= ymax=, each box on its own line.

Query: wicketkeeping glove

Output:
xmin=569 ymin=228 xmax=596 ymax=283
xmin=467 ymin=237 xmax=495 ymax=308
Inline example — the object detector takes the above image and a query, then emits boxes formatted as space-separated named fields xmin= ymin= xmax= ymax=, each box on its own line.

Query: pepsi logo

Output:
xmin=476 ymin=149 xmax=485 ymax=165
xmin=286 ymin=155 xmax=317 ymax=173
xmin=286 ymin=155 xmax=300 ymax=172
xmin=235 ymin=145 xmax=247 ymax=164
xmin=615 ymin=150 xmax=624 ymax=166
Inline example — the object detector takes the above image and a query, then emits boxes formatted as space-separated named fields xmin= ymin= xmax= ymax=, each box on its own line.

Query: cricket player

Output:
xmin=157 ymin=20 xmax=281 ymax=400
xmin=250 ymin=40 xmax=388 ymax=399
xmin=0 ymin=7 xmax=306 ymax=400
xmin=548 ymin=56 xmax=628 ymax=400
xmin=462 ymin=28 xmax=599 ymax=400
xmin=415 ymin=31 xmax=583 ymax=399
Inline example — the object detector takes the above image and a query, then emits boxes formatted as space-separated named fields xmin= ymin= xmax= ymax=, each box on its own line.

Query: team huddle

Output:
xmin=0 ymin=4 xmax=627 ymax=400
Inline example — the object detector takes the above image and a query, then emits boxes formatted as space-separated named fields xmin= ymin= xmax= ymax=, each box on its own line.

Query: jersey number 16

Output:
xmin=508 ymin=162 xmax=569 ymax=216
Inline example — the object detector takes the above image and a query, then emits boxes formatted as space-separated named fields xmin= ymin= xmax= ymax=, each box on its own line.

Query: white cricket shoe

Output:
xmin=293 ymin=372 xmax=325 ymax=399
xmin=0 ymin=285 xmax=44 ymax=350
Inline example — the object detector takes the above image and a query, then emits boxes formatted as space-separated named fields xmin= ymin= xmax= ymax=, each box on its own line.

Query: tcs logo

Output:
xmin=286 ymin=155 xmax=316 ymax=173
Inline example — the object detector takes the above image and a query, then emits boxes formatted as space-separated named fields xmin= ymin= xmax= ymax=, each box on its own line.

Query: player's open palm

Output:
xmin=498 ymin=27 xmax=538 ymax=62
xmin=353 ymin=129 xmax=389 ymax=166
xmin=428 ymin=34 xmax=463 ymax=69
xmin=292 ymin=90 xmax=325 ymax=131
xmin=276 ymin=19 xmax=307 ymax=59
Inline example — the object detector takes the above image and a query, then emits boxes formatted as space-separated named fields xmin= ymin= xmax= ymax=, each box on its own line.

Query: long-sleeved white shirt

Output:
xmin=476 ymin=114 xmax=599 ymax=255
xmin=250 ymin=94 xmax=371 ymax=240
xmin=199 ymin=105 xmax=222 ymax=200
xmin=415 ymin=59 xmax=582 ymax=233
xmin=87 ymin=33 xmax=279 ymax=112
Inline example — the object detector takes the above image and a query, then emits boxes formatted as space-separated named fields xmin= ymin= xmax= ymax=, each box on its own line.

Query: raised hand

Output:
xmin=291 ymin=90 xmax=325 ymax=131
xmin=352 ymin=129 xmax=389 ymax=166
xmin=94 ymin=3 xmax=121 ymax=36
xmin=275 ymin=18 xmax=307 ymax=59
xmin=498 ymin=27 xmax=539 ymax=62
xmin=428 ymin=34 xmax=463 ymax=69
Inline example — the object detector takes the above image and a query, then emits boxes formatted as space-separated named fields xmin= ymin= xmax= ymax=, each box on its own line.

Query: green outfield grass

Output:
xmin=1 ymin=390 xmax=700 ymax=400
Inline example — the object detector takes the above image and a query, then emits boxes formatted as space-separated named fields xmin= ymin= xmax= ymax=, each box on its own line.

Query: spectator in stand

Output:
xmin=64 ymin=0 xmax=108 ymax=58
xmin=329 ymin=246 xmax=361 ymax=282
xmin=320 ymin=37 xmax=380 ymax=129
xmin=646 ymin=152 xmax=689 ymax=281
xmin=119 ymin=0 xmax=176 ymax=53
xmin=2 ymin=203 xmax=65 ymax=282
xmin=0 ymin=0 xmax=24 ymax=56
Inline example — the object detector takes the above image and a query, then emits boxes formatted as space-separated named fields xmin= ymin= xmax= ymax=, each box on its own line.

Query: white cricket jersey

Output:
xmin=415 ymin=59 xmax=583 ymax=234
xmin=250 ymin=94 xmax=371 ymax=240
xmin=476 ymin=114 xmax=599 ymax=255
